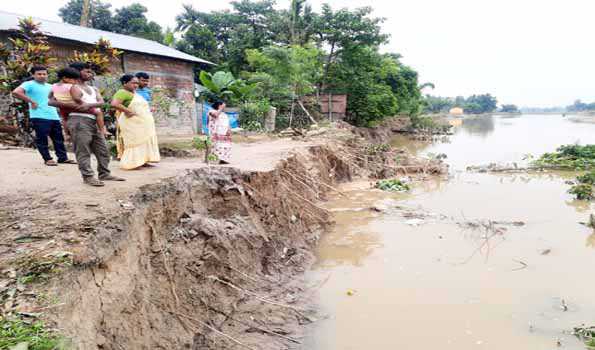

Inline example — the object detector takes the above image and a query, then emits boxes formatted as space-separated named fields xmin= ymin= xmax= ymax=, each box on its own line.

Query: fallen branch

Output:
xmin=206 ymin=304 xmax=302 ymax=345
xmin=207 ymin=275 xmax=313 ymax=322
xmin=0 ymin=221 xmax=18 ymax=231
xmin=172 ymin=312 xmax=257 ymax=350
xmin=282 ymin=169 xmax=347 ymax=197
xmin=512 ymin=259 xmax=528 ymax=271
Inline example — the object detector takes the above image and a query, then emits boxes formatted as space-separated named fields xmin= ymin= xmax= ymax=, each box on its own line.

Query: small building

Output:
xmin=0 ymin=10 xmax=213 ymax=135
xmin=319 ymin=94 xmax=347 ymax=120
xmin=449 ymin=107 xmax=464 ymax=116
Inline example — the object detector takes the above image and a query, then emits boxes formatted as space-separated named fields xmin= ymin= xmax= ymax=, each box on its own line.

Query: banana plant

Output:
xmin=198 ymin=71 xmax=238 ymax=102
xmin=198 ymin=71 xmax=258 ymax=104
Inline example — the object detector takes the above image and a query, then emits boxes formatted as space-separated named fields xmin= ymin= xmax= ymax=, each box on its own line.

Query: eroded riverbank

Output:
xmin=308 ymin=114 xmax=595 ymax=350
xmin=0 ymin=127 xmax=445 ymax=348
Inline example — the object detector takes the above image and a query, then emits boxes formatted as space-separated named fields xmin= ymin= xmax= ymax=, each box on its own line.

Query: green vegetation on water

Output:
xmin=375 ymin=179 xmax=410 ymax=192
xmin=568 ymin=169 xmax=595 ymax=200
xmin=532 ymin=145 xmax=595 ymax=171
xmin=0 ymin=318 xmax=64 ymax=350
xmin=532 ymin=145 xmax=595 ymax=201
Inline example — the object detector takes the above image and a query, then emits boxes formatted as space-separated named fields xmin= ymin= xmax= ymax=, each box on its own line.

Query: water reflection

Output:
xmin=565 ymin=199 xmax=592 ymax=213
xmin=314 ymin=211 xmax=382 ymax=268
xmin=460 ymin=115 xmax=495 ymax=137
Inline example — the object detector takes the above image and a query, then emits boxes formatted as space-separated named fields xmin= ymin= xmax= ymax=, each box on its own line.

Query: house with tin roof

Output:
xmin=0 ymin=10 xmax=212 ymax=135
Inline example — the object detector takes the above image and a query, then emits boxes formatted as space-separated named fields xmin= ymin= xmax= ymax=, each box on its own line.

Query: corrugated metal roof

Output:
xmin=0 ymin=10 xmax=213 ymax=65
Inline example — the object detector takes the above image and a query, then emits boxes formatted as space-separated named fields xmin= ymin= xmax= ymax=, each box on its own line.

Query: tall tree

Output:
xmin=80 ymin=0 xmax=91 ymax=27
xmin=58 ymin=0 xmax=114 ymax=31
xmin=112 ymin=3 xmax=164 ymax=42
xmin=175 ymin=2 xmax=277 ymax=73
xmin=328 ymin=46 xmax=398 ymax=125
xmin=465 ymin=94 xmax=498 ymax=114
xmin=316 ymin=5 xmax=388 ymax=87
xmin=246 ymin=45 xmax=322 ymax=124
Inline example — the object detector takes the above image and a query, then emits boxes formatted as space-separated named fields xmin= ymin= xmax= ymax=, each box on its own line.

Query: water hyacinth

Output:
xmin=375 ymin=179 xmax=411 ymax=192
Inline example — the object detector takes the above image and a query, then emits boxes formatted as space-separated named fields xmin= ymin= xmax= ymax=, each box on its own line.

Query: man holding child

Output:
xmin=49 ymin=62 xmax=125 ymax=186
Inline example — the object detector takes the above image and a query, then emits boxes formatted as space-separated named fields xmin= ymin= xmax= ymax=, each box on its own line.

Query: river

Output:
xmin=307 ymin=114 xmax=595 ymax=349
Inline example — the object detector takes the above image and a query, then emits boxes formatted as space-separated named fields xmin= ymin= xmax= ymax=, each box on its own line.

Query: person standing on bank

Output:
xmin=134 ymin=72 xmax=152 ymax=103
xmin=49 ymin=62 xmax=124 ymax=186
xmin=207 ymin=101 xmax=232 ymax=164
xmin=111 ymin=74 xmax=160 ymax=169
xmin=11 ymin=66 xmax=76 ymax=166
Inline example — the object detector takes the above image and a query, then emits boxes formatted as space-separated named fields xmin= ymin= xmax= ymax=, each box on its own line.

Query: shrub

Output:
xmin=240 ymin=100 xmax=270 ymax=132
xmin=568 ymin=184 xmax=593 ymax=201
xmin=375 ymin=179 xmax=410 ymax=192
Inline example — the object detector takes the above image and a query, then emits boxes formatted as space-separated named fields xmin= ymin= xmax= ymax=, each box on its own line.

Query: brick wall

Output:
xmin=123 ymin=52 xmax=196 ymax=135
xmin=0 ymin=34 xmax=198 ymax=136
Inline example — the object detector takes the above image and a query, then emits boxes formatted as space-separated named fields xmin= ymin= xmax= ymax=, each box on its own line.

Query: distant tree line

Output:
xmin=424 ymin=94 xmax=499 ymax=114
xmin=566 ymin=99 xmax=595 ymax=112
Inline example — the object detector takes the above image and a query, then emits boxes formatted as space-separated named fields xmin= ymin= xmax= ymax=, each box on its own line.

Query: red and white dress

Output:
xmin=208 ymin=111 xmax=232 ymax=163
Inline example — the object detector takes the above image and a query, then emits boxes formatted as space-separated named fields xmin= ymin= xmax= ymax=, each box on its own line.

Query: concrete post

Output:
xmin=265 ymin=107 xmax=276 ymax=132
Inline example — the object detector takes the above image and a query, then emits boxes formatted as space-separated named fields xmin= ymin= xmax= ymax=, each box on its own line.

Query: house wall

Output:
xmin=0 ymin=34 xmax=198 ymax=136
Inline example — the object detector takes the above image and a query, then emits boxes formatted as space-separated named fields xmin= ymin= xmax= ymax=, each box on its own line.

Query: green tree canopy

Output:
xmin=112 ymin=4 xmax=164 ymax=42
xmin=500 ymin=104 xmax=519 ymax=113
xmin=58 ymin=0 xmax=113 ymax=30
xmin=58 ymin=1 xmax=164 ymax=43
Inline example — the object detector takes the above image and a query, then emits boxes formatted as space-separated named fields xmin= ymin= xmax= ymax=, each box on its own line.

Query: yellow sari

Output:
xmin=116 ymin=93 xmax=160 ymax=169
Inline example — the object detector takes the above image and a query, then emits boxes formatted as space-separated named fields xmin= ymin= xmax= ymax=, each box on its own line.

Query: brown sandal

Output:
xmin=59 ymin=159 xmax=77 ymax=164
xmin=45 ymin=160 xmax=58 ymax=166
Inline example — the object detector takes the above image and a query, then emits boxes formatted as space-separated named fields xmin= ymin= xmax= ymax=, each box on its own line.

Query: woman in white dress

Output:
xmin=207 ymin=101 xmax=232 ymax=164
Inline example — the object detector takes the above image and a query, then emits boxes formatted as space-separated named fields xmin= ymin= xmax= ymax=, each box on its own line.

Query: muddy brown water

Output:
xmin=307 ymin=115 xmax=595 ymax=349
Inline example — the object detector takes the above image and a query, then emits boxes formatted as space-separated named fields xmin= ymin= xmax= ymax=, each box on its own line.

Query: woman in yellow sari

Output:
xmin=110 ymin=74 xmax=160 ymax=169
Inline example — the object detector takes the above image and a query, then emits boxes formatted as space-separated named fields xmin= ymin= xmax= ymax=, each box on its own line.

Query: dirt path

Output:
xmin=0 ymin=138 xmax=315 ymax=220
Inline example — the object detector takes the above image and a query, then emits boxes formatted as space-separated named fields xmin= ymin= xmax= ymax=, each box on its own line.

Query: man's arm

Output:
xmin=111 ymin=98 xmax=135 ymax=117
xmin=70 ymin=85 xmax=103 ymax=109
xmin=94 ymin=86 xmax=104 ymax=104
xmin=12 ymin=86 xmax=37 ymax=109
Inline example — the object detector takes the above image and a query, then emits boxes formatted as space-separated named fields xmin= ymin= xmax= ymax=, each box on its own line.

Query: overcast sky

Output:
xmin=3 ymin=0 xmax=594 ymax=107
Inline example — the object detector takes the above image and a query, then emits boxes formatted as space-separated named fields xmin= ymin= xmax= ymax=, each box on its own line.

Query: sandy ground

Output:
xmin=0 ymin=138 xmax=315 ymax=220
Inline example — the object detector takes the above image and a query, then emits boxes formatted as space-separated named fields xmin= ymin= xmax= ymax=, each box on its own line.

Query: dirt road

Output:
xmin=0 ymin=138 xmax=314 ymax=219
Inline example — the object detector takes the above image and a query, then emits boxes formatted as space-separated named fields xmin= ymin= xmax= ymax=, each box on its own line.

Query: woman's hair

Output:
xmin=212 ymin=101 xmax=224 ymax=110
xmin=57 ymin=67 xmax=81 ymax=80
xmin=120 ymin=74 xmax=135 ymax=85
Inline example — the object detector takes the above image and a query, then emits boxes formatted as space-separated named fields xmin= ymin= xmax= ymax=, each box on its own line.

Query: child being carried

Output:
xmin=50 ymin=67 xmax=106 ymax=136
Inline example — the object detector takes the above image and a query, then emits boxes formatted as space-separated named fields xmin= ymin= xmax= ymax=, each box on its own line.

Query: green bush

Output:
xmin=375 ymin=179 xmax=410 ymax=192
xmin=577 ymin=171 xmax=595 ymax=185
xmin=569 ymin=184 xmax=593 ymax=201
xmin=240 ymin=100 xmax=270 ymax=132
xmin=533 ymin=144 xmax=595 ymax=170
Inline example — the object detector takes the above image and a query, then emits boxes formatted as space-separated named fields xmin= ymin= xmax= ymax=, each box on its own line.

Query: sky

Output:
xmin=3 ymin=0 xmax=595 ymax=107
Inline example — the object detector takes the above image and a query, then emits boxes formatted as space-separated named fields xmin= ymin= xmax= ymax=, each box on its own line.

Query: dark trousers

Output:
xmin=67 ymin=115 xmax=111 ymax=179
xmin=31 ymin=118 xmax=68 ymax=162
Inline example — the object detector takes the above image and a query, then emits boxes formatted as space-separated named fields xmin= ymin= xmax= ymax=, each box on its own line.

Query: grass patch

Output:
xmin=15 ymin=253 xmax=72 ymax=285
xmin=533 ymin=144 xmax=595 ymax=170
xmin=364 ymin=143 xmax=391 ymax=155
xmin=410 ymin=115 xmax=451 ymax=134
xmin=0 ymin=318 xmax=64 ymax=350
xmin=375 ymin=179 xmax=410 ymax=192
